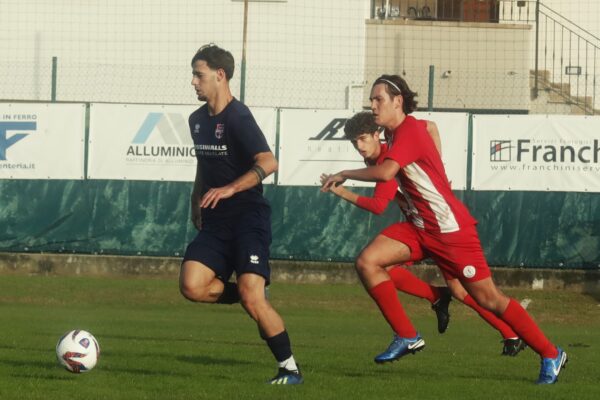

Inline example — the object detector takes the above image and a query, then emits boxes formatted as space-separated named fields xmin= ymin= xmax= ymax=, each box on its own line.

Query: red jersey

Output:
xmin=384 ymin=115 xmax=476 ymax=233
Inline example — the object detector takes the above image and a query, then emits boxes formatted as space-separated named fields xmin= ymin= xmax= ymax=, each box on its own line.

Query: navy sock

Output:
xmin=265 ymin=330 xmax=293 ymax=362
xmin=216 ymin=282 xmax=240 ymax=304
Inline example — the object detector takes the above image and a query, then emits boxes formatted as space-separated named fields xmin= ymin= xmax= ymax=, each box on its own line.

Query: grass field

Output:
xmin=0 ymin=274 xmax=599 ymax=400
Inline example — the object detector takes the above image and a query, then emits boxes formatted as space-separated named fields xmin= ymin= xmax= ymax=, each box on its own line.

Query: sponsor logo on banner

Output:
xmin=489 ymin=140 xmax=512 ymax=161
xmin=488 ymin=138 xmax=600 ymax=173
xmin=126 ymin=112 xmax=195 ymax=166
xmin=309 ymin=118 xmax=348 ymax=140
xmin=0 ymin=115 xmax=37 ymax=170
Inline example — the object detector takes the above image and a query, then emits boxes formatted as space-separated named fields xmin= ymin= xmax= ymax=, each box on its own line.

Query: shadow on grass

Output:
xmin=178 ymin=354 xmax=252 ymax=366
xmin=98 ymin=333 xmax=265 ymax=348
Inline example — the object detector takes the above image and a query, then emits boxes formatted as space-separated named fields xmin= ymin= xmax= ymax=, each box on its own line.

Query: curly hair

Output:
xmin=343 ymin=111 xmax=380 ymax=140
xmin=191 ymin=44 xmax=235 ymax=81
xmin=373 ymin=74 xmax=418 ymax=114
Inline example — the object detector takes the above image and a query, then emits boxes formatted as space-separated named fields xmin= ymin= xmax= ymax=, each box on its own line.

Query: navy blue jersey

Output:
xmin=189 ymin=99 xmax=271 ymax=220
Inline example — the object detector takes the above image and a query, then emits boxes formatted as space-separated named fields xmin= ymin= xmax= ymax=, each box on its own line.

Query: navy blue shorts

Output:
xmin=183 ymin=206 xmax=272 ymax=284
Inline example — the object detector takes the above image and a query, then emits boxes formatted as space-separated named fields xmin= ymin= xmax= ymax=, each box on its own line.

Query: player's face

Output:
xmin=351 ymin=132 xmax=380 ymax=161
xmin=191 ymin=60 xmax=218 ymax=102
xmin=369 ymin=83 xmax=402 ymax=129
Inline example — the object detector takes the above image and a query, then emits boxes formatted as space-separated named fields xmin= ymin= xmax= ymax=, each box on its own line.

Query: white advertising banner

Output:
xmin=88 ymin=104 xmax=276 ymax=183
xmin=471 ymin=114 xmax=600 ymax=192
xmin=278 ymin=109 xmax=469 ymax=188
xmin=0 ymin=103 xmax=86 ymax=179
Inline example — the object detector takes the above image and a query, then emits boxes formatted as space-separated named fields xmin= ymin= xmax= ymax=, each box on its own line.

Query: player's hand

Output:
xmin=320 ymin=172 xmax=345 ymax=192
xmin=200 ymin=186 xmax=236 ymax=209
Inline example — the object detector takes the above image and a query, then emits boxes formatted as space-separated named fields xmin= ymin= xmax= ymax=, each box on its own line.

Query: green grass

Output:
xmin=0 ymin=274 xmax=599 ymax=400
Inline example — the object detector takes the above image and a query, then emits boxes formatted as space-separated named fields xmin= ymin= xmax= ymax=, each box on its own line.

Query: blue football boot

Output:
xmin=374 ymin=333 xmax=425 ymax=363
xmin=536 ymin=347 xmax=568 ymax=384
xmin=267 ymin=367 xmax=304 ymax=385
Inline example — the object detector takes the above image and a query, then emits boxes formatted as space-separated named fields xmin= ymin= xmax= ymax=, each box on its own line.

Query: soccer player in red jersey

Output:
xmin=321 ymin=76 xmax=567 ymax=384
xmin=321 ymin=111 xmax=526 ymax=355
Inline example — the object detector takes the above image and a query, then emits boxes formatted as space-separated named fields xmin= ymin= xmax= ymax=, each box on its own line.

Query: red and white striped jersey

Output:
xmin=384 ymin=115 xmax=476 ymax=233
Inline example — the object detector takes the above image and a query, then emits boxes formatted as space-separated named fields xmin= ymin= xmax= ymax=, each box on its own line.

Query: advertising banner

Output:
xmin=88 ymin=104 xmax=277 ymax=183
xmin=0 ymin=103 xmax=86 ymax=179
xmin=472 ymin=115 xmax=600 ymax=192
xmin=278 ymin=109 xmax=469 ymax=188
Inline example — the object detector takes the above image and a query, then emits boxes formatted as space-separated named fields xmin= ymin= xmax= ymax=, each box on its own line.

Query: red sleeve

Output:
xmin=356 ymin=178 xmax=398 ymax=215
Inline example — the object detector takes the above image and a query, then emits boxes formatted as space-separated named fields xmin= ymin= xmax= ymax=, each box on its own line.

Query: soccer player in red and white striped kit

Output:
xmin=320 ymin=110 xmax=527 ymax=356
xmin=321 ymin=75 xmax=567 ymax=385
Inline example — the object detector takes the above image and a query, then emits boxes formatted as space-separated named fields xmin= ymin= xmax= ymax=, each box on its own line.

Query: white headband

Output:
xmin=375 ymin=78 xmax=402 ymax=95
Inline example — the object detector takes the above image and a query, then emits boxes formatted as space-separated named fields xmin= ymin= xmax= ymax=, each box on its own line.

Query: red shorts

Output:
xmin=381 ymin=222 xmax=491 ymax=282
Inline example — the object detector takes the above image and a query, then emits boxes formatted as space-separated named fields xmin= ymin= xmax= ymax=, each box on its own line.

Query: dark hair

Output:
xmin=191 ymin=44 xmax=235 ymax=80
xmin=344 ymin=111 xmax=379 ymax=140
xmin=373 ymin=74 xmax=418 ymax=114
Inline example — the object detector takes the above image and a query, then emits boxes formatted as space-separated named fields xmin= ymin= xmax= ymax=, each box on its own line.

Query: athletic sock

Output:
xmin=500 ymin=298 xmax=558 ymax=358
xmin=462 ymin=294 xmax=517 ymax=340
xmin=388 ymin=267 xmax=440 ymax=304
xmin=278 ymin=355 xmax=298 ymax=372
xmin=265 ymin=330 xmax=296 ymax=370
xmin=368 ymin=280 xmax=417 ymax=338
xmin=215 ymin=282 xmax=240 ymax=304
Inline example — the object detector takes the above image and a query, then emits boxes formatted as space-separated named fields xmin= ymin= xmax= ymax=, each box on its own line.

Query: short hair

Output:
xmin=191 ymin=44 xmax=235 ymax=80
xmin=373 ymin=74 xmax=418 ymax=114
xmin=344 ymin=111 xmax=379 ymax=140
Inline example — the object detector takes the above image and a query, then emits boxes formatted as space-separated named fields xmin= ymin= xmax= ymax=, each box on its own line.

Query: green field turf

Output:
xmin=0 ymin=274 xmax=599 ymax=400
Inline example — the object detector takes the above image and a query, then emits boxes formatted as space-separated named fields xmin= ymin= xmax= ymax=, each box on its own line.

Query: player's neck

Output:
xmin=385 ymin=112 xmax=406 ymax=131
xmin=207 ymin=89 xmax=234 ymax=116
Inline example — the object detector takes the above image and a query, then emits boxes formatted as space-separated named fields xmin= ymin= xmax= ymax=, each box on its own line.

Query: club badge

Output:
xmin=215 ymin=124 xmax=225 ymax=139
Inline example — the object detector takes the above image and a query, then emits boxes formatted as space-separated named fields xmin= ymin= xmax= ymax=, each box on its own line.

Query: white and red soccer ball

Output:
xmin=56 ymin=329 xmax=100 ymax=373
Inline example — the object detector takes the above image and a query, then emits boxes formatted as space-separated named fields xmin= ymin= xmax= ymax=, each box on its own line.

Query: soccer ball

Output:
xmin=55 ymin=329 xmax=100 ymax=373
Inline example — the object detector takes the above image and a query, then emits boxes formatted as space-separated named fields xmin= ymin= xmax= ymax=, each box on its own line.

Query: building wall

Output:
xmin=364 ymin=19 xmax=531 ymax=110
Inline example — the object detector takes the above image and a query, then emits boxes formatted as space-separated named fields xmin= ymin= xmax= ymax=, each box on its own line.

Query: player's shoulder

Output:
xmin=189 ymin=104 xmax=208 ymax=122
xmin=228 ymin=98 xmax=252 ymax=115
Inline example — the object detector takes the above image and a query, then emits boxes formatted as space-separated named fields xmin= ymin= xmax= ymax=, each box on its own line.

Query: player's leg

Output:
xmin=237 ymin=273 xmax=302 ymax=384
xmin=179 ymin=230 xmax=238 ymax=304
xmin=378 ymin=222 xmax=451 ymax=334
xmin=431 ymin=225 xmax=565 ymax=384
xmin=445 ymin=278 xmax=526 ymax=356
xmin=386 ymin=266 xmax=451 ymax=334
xmin=356 ymin=229 xmax=425 ymax=362
xmin=234 ymin=206 xmax=302 ymax=385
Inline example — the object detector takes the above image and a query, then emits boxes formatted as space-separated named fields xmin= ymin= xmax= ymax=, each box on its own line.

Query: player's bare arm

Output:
xmin=426 ymin=120 xmax=442 ymax=155
xmin=321 ymin=159 xmax=400 ymax=192
xmin=200 ymin=151 xmax=278 ymax=209
xmin=190 ymin=161 xmax=203 ymax=230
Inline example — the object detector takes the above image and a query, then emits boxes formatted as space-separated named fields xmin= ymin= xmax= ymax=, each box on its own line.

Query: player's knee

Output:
xmin=355 ymin=252 xmax=377 ymax=277
xmin=239 ymin=292 xmax=263 ymax=320
xmin=179 ymin=280 xmax=209 ymax=302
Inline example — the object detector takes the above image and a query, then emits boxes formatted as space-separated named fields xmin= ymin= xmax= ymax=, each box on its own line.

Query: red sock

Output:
xmin=388 ymin=267 xmax=440 ymax=304
xmin=462 ymin=294 xmax=517 ymax=340
xmin=368 ymin=280 xmax=417 ymax=338
xmin=500 ymin=299 xmax=557 ymax=358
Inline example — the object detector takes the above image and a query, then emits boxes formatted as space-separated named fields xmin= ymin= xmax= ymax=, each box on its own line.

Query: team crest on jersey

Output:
xmin=215 ymin=124 xmax=225 ymax=139
xmin=193 ymin=123 xmax=200 ymax=134
xmin=462 ymin=265 xmax=476 ymax=279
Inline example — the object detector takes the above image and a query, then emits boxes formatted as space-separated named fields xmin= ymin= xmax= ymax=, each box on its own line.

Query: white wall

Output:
xmin=0 ymin=0 xmax=369 ymax=108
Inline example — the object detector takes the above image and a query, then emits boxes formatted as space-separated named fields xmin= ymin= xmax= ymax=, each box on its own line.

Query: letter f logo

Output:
xmin=0 ymin=122 xmax=36 ymax=160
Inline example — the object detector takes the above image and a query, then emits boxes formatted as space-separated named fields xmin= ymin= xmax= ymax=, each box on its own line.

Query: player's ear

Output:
xmin=394 ymin=94 xmax=404 ymax=111
xmin=216 ymin=68 xmax=227 ymax=82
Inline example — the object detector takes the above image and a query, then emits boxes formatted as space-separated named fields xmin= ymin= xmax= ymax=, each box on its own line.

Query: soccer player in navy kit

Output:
xmin=179 ymin=44 xmax=302 ymax=385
